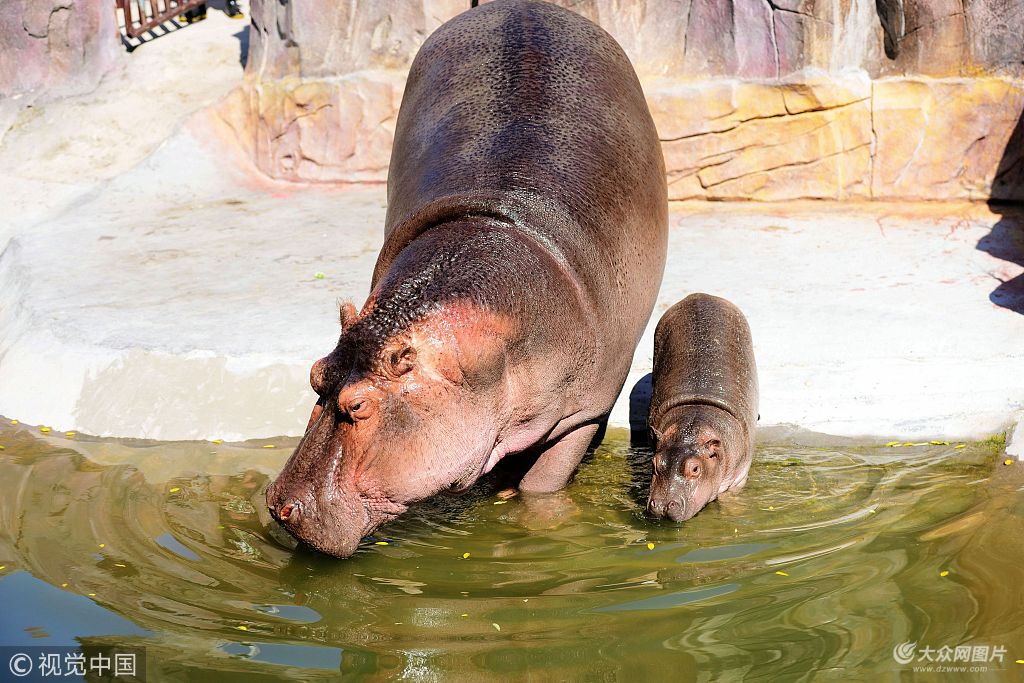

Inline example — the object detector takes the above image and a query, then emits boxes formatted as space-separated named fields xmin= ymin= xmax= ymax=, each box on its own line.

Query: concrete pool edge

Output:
xmin=1 ymin=127 xmax=1023 ymax=444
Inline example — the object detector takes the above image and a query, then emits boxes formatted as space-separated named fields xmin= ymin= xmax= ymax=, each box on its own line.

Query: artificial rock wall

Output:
xmin=0 ymin=0 xmax=121 ymax=130
xmin=214 ymin=0 xmax=1024 ymax=201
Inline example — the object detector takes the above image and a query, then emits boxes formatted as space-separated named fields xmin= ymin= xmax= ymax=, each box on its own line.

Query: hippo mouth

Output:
xmin=267 ymin=478 xmax=410 ymax=558
xmin=647 ymin=486 xmax=710 ymax=522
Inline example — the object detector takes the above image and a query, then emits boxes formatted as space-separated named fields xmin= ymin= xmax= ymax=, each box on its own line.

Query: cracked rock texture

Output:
xmin=0 ymin=0 xmax=120 ymax=123
xmin=217 ymin=0 xmax=1024 ymax=200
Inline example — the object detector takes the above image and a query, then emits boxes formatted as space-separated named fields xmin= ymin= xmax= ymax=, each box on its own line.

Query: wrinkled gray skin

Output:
xmin=647 ymin=293 xmax=758 ymax=522
xmin=266 ymin=0 xmax=667 ymax=558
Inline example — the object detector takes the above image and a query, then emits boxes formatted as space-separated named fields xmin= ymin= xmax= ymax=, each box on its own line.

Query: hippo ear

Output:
xmin=339 ymin=301 xmax=359 ymax=331
xmin=650 ymin=426 xmax=664 ymax=443
xmin=384 ymin=343 xmax=417 ymax=378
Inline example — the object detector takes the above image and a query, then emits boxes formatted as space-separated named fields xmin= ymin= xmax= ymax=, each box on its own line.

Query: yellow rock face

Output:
xmin=212 ymin=73 xmax=404 ymax=184
xmin=650 ymin=75 xmax=1023 ymax=201
xmin=652 ymin=75 xmax=874 ymax=201
xmin=210 ymin=72 xmax=1024 ymax=202
xmin=872 ymin=78 xmax=1024 ymax=200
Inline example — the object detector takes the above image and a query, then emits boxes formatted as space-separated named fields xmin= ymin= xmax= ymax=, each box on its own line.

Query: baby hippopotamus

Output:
xmin=647 ymin=293 xmax=758 ymax=521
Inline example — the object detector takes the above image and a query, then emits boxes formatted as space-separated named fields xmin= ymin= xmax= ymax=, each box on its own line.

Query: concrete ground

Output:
xmin=1 ymin=2 xmax=1022 ymax=449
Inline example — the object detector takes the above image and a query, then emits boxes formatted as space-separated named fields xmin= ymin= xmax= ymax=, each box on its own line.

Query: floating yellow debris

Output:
xmin=40 ymin=427 xmax=51 ymax=433
xmin=885 ymin=441 xmax=901 ymax=447
xmin=114 ymin=563 xmax=126 ymax=568
xmin=170 ymin=487 xmax=180 ymax=493
xmin=263 ymin=444 xmax=276 ymax=449
xmin=493 ymin=500 xmax=507 ymax=505
xmin=775 ymin=571 xmax=789 ymax=577
xmin=929 ymin=440 xmax=949 ymax=445
xmin=462 ymin=552 xmax=471 ymax=559
xmin=460 ymin=614 xmax=468 ymax=618
xmin=375 ymin=541 xmax=389 ymax=546
xmin=768 ymin=506 xmax=775 ymax=511
xmin=940 ymin=570 xmax=950 ymax=577
xmin=903 ymin=442 xmax=914 ymax=447
xmin=1004 ymin=459 xmax=1014 ymax=466
xmin=0 ymin=566 xmax=5 ymax=571
xmin=61 ymin=583 xmax=68 ymax=588
xmin=0 ymin=445 xmax=5 ymax=450
xmin=492 ymin=623 xmax=501 ymax=631
xmin=10 ymin=419 xmax=18 ymax=425
xmin=1016 ymin=659 xmax=1024 ymax=664
xmin=955 ymin=444 xmax=966 ymax=449
xmin=98 ymin=544 xmax=105 ymax=549
xmin=65 ymin=431 xmax=76 ymax=437
xmin=212 ymin=439 xmax=223 ymax=445
xmin=315 ymin=272 xmax=326 ymax=280
xmin=88 ymin=593 xmax=96 ymax=597
xmin=236 ymin=625 xmax=249 ymax=631
xmin=647 ymin=542 xmax=655 ymax=550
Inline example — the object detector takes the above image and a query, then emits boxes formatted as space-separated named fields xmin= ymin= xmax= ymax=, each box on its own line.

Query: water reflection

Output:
xmin=0 ymin=422 xmax=1019 ymax=680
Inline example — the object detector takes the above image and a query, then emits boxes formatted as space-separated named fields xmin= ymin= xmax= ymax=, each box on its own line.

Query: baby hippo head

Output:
xmin=647 ymin=404 xmax=749 ymax=522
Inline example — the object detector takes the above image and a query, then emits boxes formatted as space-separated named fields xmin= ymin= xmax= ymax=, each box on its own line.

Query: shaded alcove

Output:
xmin=977 ymin=109 xmax=1024 ymax=315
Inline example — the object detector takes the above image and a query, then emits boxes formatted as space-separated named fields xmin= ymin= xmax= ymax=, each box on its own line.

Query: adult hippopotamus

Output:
xmin=647 ymin=293 xmax=758 ymax=522
xmin=267 ymin=0 xmax=667 ymax=557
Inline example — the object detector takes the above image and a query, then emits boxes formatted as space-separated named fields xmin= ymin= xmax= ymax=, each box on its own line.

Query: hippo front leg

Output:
xmin=519 ymin=423 xmax=601 ymax=493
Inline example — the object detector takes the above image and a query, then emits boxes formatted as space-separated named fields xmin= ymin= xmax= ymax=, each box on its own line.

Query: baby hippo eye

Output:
xmin=348 ymin=398 xmax=373 ymax=420
xmin=705 ymin=439 xmax=721 ymax=456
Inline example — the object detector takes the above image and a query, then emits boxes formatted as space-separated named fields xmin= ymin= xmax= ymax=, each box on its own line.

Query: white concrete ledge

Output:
xmin=2 ymin=127 xmax=1023 ymax=443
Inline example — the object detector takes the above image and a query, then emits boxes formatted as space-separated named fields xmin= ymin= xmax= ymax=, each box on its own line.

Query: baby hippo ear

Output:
xmin=383 ymin=343 xmax=417 ymax=378
xmin=339 ymin=301 xmax=359 ymax=332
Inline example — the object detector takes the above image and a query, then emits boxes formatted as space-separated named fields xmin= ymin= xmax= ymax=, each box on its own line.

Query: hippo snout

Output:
xmin=265 ymin=476 xmax=370 ymax=558
xmin=647 ymin=496 xmax=690 ymax=522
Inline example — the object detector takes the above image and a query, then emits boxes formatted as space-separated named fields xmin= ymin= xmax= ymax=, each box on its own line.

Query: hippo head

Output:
xmin=647 ymin=404 xmax=749 ymax=522
xmin=266 ymin=301 xmax=511 ymax=557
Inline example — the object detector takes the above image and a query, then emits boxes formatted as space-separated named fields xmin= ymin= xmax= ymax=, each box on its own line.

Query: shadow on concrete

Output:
xmin=235 ymin=26 xmax=250 ymax=69
xmin=978 ymin=109 xmax=1024 ymax=314
xmin=628 ymin=373 xmax=653 ymax=446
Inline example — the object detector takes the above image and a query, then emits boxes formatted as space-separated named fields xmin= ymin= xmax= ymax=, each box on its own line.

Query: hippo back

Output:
xmin=650 ymin=294 xmax=759 ymax=433
xmin=374 ymin=0 xmax=668 ymax=382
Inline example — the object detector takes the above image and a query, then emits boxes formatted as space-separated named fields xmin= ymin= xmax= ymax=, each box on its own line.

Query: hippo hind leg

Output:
xmin=519 ymin=422 xmax=602 ymax=493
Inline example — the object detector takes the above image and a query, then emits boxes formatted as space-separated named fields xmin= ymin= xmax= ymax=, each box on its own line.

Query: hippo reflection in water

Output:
xmin=266 ymin=0 xmax=668 ymax=557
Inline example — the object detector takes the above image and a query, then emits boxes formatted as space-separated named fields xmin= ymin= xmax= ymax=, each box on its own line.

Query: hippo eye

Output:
xmin=346 ymin=398 xmax=374 ymax=421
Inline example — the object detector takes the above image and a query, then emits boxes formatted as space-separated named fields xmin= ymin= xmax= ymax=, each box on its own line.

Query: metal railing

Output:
xmin=115 ymin=0 xmax=207 ymax=39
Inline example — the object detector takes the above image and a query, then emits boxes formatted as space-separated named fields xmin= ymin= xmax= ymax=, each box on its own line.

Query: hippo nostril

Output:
xmin=277 ymin=500 xmax=302 ymax=523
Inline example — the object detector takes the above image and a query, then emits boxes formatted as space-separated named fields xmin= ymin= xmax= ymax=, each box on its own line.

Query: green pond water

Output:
xmin=0 ymin=423 xmax=1022 ymax=681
